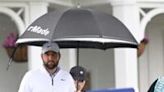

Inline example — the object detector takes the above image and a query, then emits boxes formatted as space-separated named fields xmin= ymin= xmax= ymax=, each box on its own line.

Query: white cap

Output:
xmin=42 ymin=42 xmax=60 ymax=54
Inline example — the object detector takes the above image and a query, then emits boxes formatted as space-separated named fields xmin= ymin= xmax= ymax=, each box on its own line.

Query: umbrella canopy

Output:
xmin=16 ymin=8 xmax=138 ymax=49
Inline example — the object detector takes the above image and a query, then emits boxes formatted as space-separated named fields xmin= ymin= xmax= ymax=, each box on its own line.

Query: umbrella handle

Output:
xmin=6 ymin=46 xmax=18 ymax=70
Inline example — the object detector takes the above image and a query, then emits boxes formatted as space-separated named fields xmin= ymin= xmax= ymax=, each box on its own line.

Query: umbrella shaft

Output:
xmin=76 ymin=48 xmax=79 ymax=66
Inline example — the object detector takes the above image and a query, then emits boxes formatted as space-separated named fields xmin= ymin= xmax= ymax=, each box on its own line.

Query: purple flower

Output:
xmin=3 ymin=32 xmax=18 ymax=48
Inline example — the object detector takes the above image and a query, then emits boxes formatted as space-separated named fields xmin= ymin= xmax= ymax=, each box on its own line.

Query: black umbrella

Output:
xmin=7 ymin=8 xmax=138 ymax=70
xmin=16 ymin=8 xmax=137 ymax=49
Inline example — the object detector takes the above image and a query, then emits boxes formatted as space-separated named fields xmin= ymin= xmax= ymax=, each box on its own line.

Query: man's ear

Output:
xmin=41 ymin=54 xmax=44 ymax=59
xmin=57 ymin=53 xmax=61 ymax=60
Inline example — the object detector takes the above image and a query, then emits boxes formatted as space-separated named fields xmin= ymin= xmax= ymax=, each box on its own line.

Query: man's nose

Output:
xmin=48 ymin=55 xmax=54 ymax=60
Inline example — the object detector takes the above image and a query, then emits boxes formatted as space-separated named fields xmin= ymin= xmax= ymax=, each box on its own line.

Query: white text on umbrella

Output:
xmin=27 ymin=26 xmax=50 ymax=36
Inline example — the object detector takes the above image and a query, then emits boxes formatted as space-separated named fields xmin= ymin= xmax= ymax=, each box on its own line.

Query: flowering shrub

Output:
xmin=3 ymin=32 xmax=18 ymax=48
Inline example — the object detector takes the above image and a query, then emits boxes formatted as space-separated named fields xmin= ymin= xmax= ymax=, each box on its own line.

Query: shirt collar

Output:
xmin=40 ymin=65 xmax=60 ymax=76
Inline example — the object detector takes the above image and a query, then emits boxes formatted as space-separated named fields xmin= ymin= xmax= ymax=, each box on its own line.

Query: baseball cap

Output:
xmin=42 ymin=42 xmax=60 ymax=54
xmin=70 ymin=66 xmax=87 ymax=81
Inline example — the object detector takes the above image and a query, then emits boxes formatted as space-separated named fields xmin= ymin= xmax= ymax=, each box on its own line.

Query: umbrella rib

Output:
xmin=90 ymin=11 xmax=103 ymax=38
xmin=50 ymin=9 xmax=68 ymax=41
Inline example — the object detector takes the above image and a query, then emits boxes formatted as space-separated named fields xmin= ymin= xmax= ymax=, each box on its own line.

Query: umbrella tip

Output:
xmin=76 ymin=2 xmax=81 ymax=8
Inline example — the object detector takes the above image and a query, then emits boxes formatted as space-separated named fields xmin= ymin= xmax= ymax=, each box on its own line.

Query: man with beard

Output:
xmin=18 ymin=42 xmax=76 ymax=92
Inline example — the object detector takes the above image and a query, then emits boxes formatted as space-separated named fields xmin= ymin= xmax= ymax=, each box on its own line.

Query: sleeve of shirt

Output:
xmin=154 ymin=77 xmax=164 ymax=92
xmin=18 ymin=72 xmax=32 ymax=92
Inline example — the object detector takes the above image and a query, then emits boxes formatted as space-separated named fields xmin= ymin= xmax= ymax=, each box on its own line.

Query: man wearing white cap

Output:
xmin=18 ymin=42 xmax=76 ymax=92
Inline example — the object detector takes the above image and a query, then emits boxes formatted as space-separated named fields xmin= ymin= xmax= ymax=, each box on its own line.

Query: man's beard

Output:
xmin=44 ymin=61 xmax=59 ymax=69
